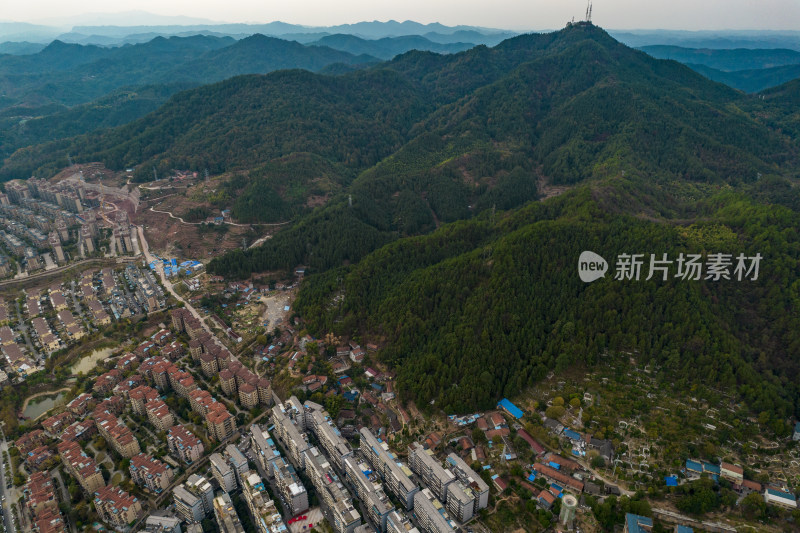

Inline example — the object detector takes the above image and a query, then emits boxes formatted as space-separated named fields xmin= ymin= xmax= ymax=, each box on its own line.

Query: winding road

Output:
xmin=136 ymin=225 xmax=225 ymax=351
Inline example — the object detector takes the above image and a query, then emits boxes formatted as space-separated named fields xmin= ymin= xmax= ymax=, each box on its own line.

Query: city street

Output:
xmin=0 ymin=428 xmax=16 ymax=533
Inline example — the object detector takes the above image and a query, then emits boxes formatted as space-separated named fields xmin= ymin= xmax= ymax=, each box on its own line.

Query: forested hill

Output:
xmin=206 ymin=24 xmax=797 ymax=277
xmin=686 ymin=62 xmax=800 ymax=93
xmin=308 ymin=34 xmax=474 ymax=59
xmin=0 ymin=33 xmax=377 ymax=162
xmin=294 ymin=179 xmax=800 ymax=422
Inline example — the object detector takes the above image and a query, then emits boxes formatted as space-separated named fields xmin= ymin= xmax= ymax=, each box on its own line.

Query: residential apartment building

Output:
xmin=23 ymin=471 xmax=59 ymax=516
xmin=360 ymin=428 xmax=418 ymax=510
xmin=173 ymin=474 xmax=214 ymax=523
xmin=241 ymin=470 xmax=286 ymax=533
xmin=220 ymin=369 xmax=236 ymax=397
xmin=307 ymin=406 xmax=354 ymax=471
xmin=206 ymin=404 xmax=236 ymax=442
xmin=146 ymin=399 xmax=175 ymax=431
xmin=386 ymin=510 xmax=420 ymax=533
xmin=129 ymin=454 xmax=174 ymax=494
xmin=144 ymin=514 xmax=182 ymax=533
xmin=250 ymin=424 xmax=280 ymax=477
xmin=173 ymin=485 xmax=206 ymax=523
xmin=413 ymin=488 xmax=456 ymax=533
xmin=200 ymin=352 xmax=218 ymax=377
xmin=213 ymin=492 xmax=245 ymax=533
xmin=95 ymin=410 xmax=141 ymax=457
xmin=271 ymin=402 xmax=308 ymax=469
xmin=167 ymin=425 xmax=205 ymax=464
xmin=286 ymin=396 xmax=307 ymax=429
xmin=211 ymin=452 xmax=237 ymax=493
xmin=225 ymin=444 xmax=249 ymax=487
xmin=344 ymin=455 xmax=394 ymax=532
xmin=408 ymin=443 xmax=455 ymax=504
xmin=272 ymin=456 xmax=309 ymax=515
xmin=304 ymin=447 xmax=362 ymax=533
xmin=444 ymin=481 xmax=475 ymax=522
xmin=446 ymin=453 xmax=489 ymax=513
xmin=57 ymin=441 xmax=105 ymax=493
xmin=238 ymin=383 xmax=259 ymax=409
xmin=94 ymin=485 xmax=143 ymax=528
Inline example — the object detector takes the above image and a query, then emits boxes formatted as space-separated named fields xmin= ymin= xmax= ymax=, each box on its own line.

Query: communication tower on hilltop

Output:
xmin=586 ymin=0 xmax=593 ymax=22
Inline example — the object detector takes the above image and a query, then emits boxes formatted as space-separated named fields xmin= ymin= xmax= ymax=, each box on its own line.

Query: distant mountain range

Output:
xmin=0 ymin=19 xmax=517 ymax=46
xmin=610 ymin=29 xmax=800 ymax=51
xmin=639 ymin=45 xmax=800 ymax=71
xmin=640 ymin=45 xmax=800 ymax=92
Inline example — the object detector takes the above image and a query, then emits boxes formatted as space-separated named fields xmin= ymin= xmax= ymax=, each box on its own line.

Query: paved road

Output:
xmin=0 ymin=430 xmax=16 ymax=533
xmin=13 ymin=299 xmax=36 ymax=361
xmin=136 ymin=225 xmax=225 ymax=351
xmin=49 ymin=469 xmax=75 ymax=533
xmin=0 ymin=257 xmax=137 ymax=290
xmin=69 ymin=280 xmax=92 ymax=332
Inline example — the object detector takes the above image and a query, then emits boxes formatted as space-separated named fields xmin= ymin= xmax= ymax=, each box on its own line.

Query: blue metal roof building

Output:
xmin=766 ymin=487 xmax=796 ymax=500
xmin=685 ymin=459 xmax=703 ymax=472
xmin=676 ymin=526 xmax=694 ymax=533
xmin=498 ymin=398 xmax=524 ymax=419
xmin=703 ymin=462 xmax=721 ymax=475
xmin=563 ymin=429 xmax=582 ymax=441
xmin=625 ymin=513 xmax=653 ymax=533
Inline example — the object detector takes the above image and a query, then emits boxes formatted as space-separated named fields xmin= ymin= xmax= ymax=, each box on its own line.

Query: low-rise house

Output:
xmin=531 ymin=463 xmax=584 ymax=493
xmin=538 ymin=489 xmax=555 ymax=509
xmin=765 ymin=487 xmax=797 ymax=510
xmin=16 ymin=429 xmax=45 ymax=454
xmin=42 ymin=411 xmax=73 ymax=437
xmin=624 ymin=513 xmax=653 ymax=533
xmin=25 ymin=445 xmax=53 ymax=471
xmin=720 ymin=462 xmax=744 ymax=483
xmin=517 ymin=429 xmax=546 ymax=455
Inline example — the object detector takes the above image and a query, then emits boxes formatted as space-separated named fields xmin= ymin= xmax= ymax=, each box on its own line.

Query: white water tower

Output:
xmin=560 ymin=493 xmax=578 ymax=528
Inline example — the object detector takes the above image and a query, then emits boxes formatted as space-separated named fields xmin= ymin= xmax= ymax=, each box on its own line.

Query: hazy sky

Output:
xmin=3 ymin=0 xmax=800 ymax=31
